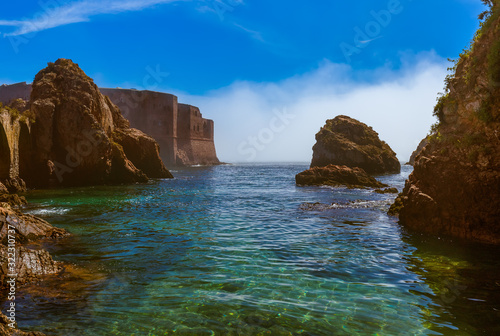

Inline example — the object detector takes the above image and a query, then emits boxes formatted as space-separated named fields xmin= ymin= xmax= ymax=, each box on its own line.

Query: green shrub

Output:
xmin=488 ymin=37 xmax=500 ymax=86
xmin=433 ymin=94 xmax=448 ymax=122
xmin=476 ymin=96 xmax=494 ymax=123
xmin=5 ymin=106 xmax=19 ymax=120
xmin=20 ymin=110 xmax=36 ymax=123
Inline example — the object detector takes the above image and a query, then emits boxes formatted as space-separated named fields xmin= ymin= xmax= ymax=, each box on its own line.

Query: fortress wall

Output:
xmin=177 ymin=103 xmax=193 ymax=139
xmin=0 ymin=84 xmax=219 ymax=167
xmin=0 ymin=82 xmax=32 ymax=104
xmin=176 ymin=138 xmax=219 ymax=166
xmin=100 ymin=88 xmax=180 ymax=166
xmin=203 ymin=119 xmax=214 ymax=141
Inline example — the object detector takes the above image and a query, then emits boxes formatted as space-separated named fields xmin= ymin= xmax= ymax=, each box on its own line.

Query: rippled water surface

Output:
xmin=10 ymin=164 xmax=500 ymax=335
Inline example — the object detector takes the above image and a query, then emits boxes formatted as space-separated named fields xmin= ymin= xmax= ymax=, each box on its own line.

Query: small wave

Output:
xmin=26 ymin=207 xmax=70 ymax=216
xmin=300 ymin=199 xmax=389 ymax=211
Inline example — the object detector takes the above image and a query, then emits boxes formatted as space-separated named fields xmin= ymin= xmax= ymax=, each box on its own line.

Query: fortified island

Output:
xmin=0 ymin=82 xmax=220 ymax=167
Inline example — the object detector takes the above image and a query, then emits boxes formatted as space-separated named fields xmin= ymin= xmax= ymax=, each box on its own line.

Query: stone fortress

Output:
xmin=0 ymin=82 xmax=220 ymax=168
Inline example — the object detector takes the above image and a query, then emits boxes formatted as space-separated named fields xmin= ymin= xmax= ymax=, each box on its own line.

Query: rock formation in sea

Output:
xmin=406 ymin=137 xmax=429 ymax=166
xmin=25 ymin=59 xmax=172 ymax=187
xmin=310 ymin=115 xmax=400 ymax=174
xmin=296 ymin=165 xmax=388 ymax=189
xmin=0 ymin=82 xmax=220 ymax=168
xmin=392 ymin=4 xmax=500 ymax=244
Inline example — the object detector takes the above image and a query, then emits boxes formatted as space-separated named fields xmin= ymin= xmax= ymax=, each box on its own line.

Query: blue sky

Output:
xmin=0 ymin=0 xmax=488 ymax=162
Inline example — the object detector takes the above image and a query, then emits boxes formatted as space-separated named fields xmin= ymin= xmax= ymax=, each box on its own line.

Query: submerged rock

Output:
xmin=395 ymin=5 xmax=500 ymax=244
xmin=295 ymin=164 xmax=388 ymax=189
xmin=310 ymin=115 xmax=400 ymax=174
xmin=27 ymin=59 xmax=172 ymax=187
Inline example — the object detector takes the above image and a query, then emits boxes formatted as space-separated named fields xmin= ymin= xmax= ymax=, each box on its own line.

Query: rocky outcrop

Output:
xmin=310 ymin=115 xmax=400 ymax=174
xmin=0 ymin=205 xmax=68 ymax=285
xmin=374 ymin=187 xmax=398 ymax=194
xmin=295 ymin=165 xmax=388 ymax=189
xmin=406 ymin=137 xmax=429 ymax=166
xmin=0 ymin=203 xmax=67 ymax=335
xmin=394 ymin=5 xmax=500 ymax=244
xmin=26 ymin=59 xmax=172 ymax=187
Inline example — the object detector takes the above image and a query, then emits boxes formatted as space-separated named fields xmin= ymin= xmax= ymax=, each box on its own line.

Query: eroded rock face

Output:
xmin=406 ymin=137 xmax=429 ymax=166
xmin=113 ymin=128 xmax=173 ymax=178
xmin=295 ymin=164 xmax=388 ymax=189
xmin=27 ymin=59 xmax=172 ymax=187
xmin=311 ymin=116 xmax=400 ymax=175
xmin=0 ymin=206 xmax=68 ymax=286
xmin=0 ymin=207 xmax=67 ymax=243
xmin=395 ymin=7 xmax=500 ymax=244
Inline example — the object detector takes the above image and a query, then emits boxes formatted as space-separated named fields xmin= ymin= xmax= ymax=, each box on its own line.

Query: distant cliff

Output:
xmin=393 ymin=4 xmax=500 ymax=244
xmin=0 ymin=82 xmax=220 ymax=168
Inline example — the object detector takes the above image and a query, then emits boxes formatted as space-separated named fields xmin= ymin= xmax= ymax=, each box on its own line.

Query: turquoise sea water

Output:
xmin=7 ymin=163 xmax=500 ymax=335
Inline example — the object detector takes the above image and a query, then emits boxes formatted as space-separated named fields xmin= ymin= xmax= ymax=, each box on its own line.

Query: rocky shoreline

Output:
xmin=0 ymin=183 xmax=68 ymax=335
xmin=0 ymin=59 xmax=178 ymax=334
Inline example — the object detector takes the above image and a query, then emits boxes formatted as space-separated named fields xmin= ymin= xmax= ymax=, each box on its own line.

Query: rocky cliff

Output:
xmin=394 ymin=4 xmax=500 ymax=244
xmin=310 ymin=115 xmax=400 ymax=174
xmin=26 ymin=59 xmax=172 ymax=187
xmin=406 ymin=137 xmax=429 ymax=166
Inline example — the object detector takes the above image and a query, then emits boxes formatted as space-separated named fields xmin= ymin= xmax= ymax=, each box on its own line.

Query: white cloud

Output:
xmin=0 ymin=0 xmax=181 ymax=36
xmin=179 ymin=52 xmax=448 ymax=164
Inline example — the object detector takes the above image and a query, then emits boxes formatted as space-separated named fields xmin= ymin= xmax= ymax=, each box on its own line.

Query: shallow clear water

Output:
xmin=8 ymin=163 xmax=500 ymax=335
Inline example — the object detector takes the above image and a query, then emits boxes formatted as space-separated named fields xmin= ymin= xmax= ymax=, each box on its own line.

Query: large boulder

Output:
xmin=296 ymin=164 xmax=388 ymax=189
xmin=393 ymin=5 xmax=500 ymax=244
xmin=310 ymin=115 xmax=400 ymax=174
xmin=26 ymin=59 xmax=172 ymax=187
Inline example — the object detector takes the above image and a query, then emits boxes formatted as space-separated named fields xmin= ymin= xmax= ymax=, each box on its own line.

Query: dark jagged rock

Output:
xmin=395 ymin=6 xmax=500 ymax=244
xmin=0 ymin=207 xmax=67 ymax=243
xmin=27 ymin=59 xmax=172 ymax=187
xmin=406 ymin=137 xmax=429 ymax=166
xmin=0 ymin=194 xmax=27 ymax=207
xmin=374 ymin=187 xmax=399 ymax=194
xmin=310 ymin=115 xmax=400 ymax=175
xmin=295 ymin=164 xmax=388 ymax=189
xmin=0 ymin=206 xmax=68 ymax=287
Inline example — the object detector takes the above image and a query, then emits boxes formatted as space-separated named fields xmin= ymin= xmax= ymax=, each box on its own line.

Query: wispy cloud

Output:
xmin=178 ymin=52 xmax=448 ymax=163
xmin=0 ymin=0 xmax=181 ymax=36
xmin=233 ymin=23 xmax=265 ymax=43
